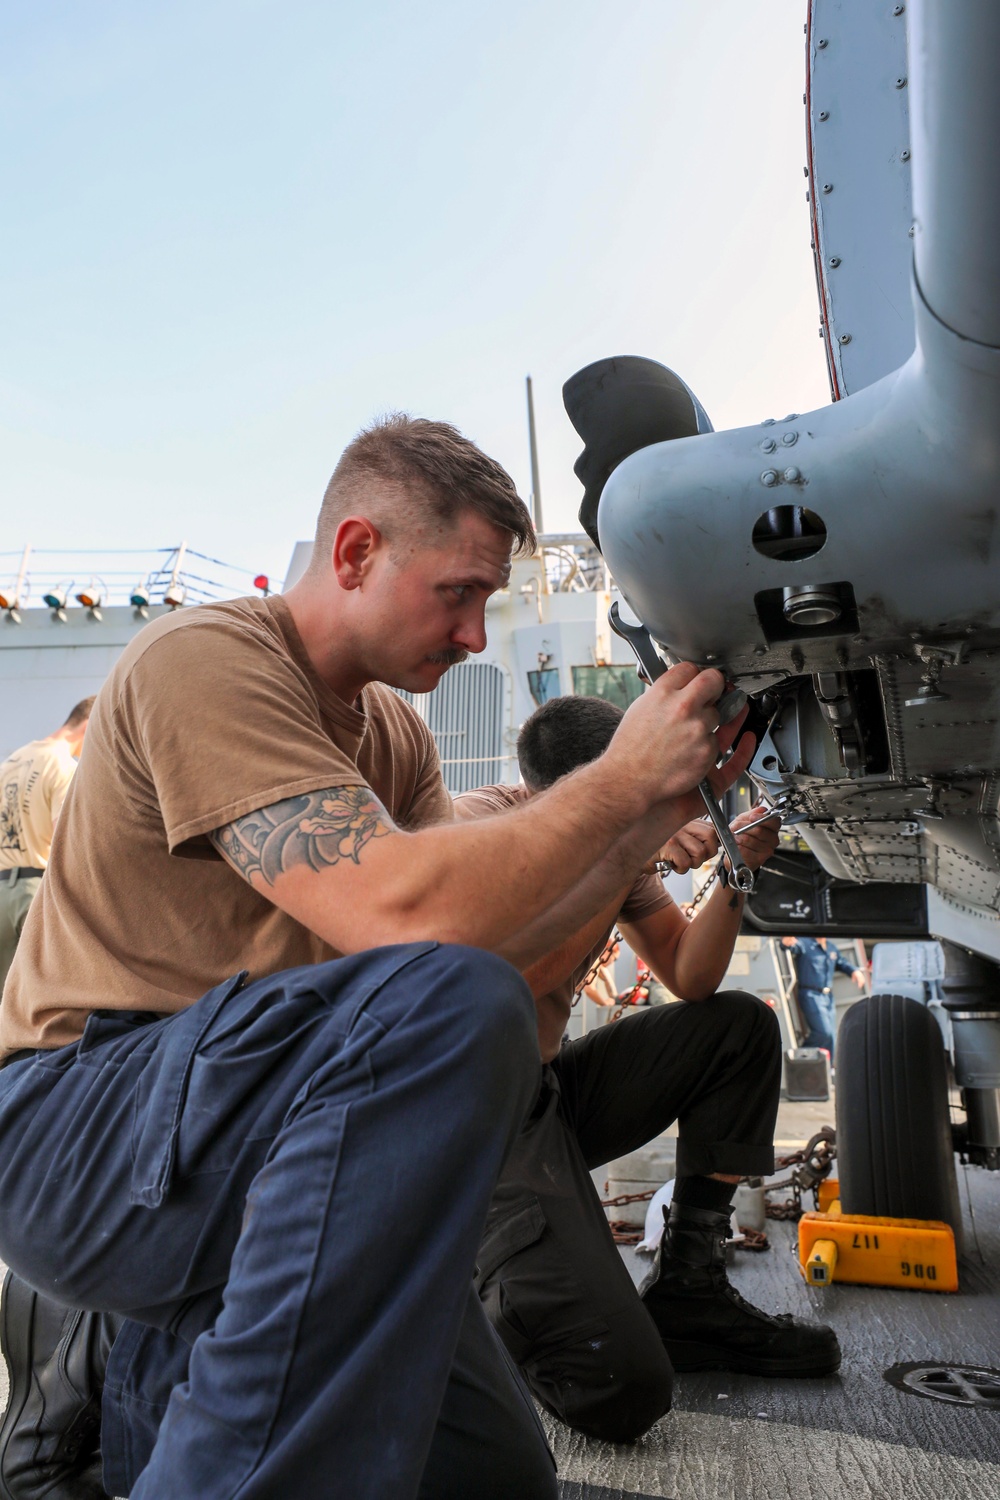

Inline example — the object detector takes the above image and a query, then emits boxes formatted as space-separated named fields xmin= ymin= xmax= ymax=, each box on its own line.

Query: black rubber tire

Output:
xmin=836 ymin=994 xmax=963 ymax=1249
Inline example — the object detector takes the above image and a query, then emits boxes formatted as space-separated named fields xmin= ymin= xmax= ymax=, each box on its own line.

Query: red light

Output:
xmin=254 ymin=574 xmax=269 ymax=593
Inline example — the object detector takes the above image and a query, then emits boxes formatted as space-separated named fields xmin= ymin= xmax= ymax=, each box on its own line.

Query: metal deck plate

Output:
xmin=885 ymin=1361 xmax=1000 ymax=1409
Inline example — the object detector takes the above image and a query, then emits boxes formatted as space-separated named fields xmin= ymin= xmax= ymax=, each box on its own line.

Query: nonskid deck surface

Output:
xmin=550 ymin=1165 xmax=1000 ymax=1500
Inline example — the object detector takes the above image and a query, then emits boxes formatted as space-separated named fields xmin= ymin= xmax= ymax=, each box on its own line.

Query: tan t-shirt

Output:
xmin=0 ymin=595 xmax=452 ymax=1056
xmin=0 ymin=738 xmax=78 ymax=870
xmin=454 ymin=782 xmax=673 ymax=1009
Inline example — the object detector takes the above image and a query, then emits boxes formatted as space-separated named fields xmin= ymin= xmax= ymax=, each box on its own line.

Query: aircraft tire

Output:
xmin=836 ymin=993 xmax=964 ymax=1250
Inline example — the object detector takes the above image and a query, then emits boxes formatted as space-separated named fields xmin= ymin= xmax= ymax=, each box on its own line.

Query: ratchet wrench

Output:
xmin=607 ymin=602 xmax=756 ymax=893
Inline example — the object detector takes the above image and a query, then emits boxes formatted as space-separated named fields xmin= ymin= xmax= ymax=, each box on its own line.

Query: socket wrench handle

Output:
xmin=607 ymin=603 xmax=755 ymax=893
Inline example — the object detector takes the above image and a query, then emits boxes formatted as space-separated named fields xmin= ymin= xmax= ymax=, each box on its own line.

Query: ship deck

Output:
xmin=551 ymin=1148 xmax=1000 ymax=1500
xmin=1 ymin=1113 xmax=997 ymax=1499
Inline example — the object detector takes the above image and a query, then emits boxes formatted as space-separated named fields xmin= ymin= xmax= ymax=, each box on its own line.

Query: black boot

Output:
xmin=0 ymin=1272 xmax=121 ymax=1500
xmin=642 ymin=1203 xmax=841 ymax=1376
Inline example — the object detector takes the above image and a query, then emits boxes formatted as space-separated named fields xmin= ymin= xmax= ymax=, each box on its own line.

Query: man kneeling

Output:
xmin=457 ymin=696 xmax=840 ymax=1444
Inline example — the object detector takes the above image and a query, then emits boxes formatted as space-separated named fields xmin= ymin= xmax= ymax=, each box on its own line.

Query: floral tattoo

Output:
xmin=209 ymin=785 xmax=393 ymax=887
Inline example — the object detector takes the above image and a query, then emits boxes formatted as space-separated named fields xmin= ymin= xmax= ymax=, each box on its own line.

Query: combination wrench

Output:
xmin=607 ymin=601 xmax=757 ymax=893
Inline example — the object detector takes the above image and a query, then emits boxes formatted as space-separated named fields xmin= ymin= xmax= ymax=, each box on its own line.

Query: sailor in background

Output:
xmin=781 ymin=935 xmax=867 ymax=1063
xmin=0 ymin=697 xmax=94 ymax=992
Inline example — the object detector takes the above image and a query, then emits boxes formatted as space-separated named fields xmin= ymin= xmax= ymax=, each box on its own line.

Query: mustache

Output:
xmin=425 ymin=648 xmax=469 ymax=667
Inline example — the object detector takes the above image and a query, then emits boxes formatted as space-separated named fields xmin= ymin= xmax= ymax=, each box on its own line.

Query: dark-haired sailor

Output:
xmin=456 ymin=694 xmax=841 ymax=1444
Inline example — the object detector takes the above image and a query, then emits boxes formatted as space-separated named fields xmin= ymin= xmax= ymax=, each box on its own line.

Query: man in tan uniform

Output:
xmin=0 ymin=416 xmax=758 ymax=1500
xmin=0 ymin=698 xmax=94 ymax=993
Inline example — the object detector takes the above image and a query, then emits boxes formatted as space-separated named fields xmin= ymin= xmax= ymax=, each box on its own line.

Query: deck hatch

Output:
xmin=885 ymin=1361 xmax=1000 ymax=1409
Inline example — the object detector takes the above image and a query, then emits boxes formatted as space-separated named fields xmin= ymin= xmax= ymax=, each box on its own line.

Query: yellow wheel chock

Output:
xmin=816 ymin=1177 xmax=840 ymax=1214
xmin=798 ymin=1207 xmax=958 ymax=1292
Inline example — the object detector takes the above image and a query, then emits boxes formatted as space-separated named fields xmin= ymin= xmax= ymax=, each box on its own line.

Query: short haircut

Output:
xmin=517 ymin=695 xmax=624 ymax=791
xmin=63 ymin=696 xmax=96 ymax=730
xmin=310 ymin=413 xmax=535 ymax=569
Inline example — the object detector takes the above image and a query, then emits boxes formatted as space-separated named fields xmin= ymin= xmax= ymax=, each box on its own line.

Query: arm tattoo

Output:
xmin=209 ymin=785 xmax=394 ymax=887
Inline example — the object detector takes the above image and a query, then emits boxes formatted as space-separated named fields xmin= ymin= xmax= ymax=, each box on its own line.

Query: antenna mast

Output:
xmin=525 ymin=375 xmax=544 ymax=534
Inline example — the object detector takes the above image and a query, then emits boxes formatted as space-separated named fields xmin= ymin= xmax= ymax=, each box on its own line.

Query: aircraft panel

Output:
xmin=807 ymin=0 xmax=914 ymax=397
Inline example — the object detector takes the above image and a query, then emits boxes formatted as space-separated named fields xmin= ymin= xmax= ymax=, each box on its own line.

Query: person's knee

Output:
xmin=395 ymin=945 xmax=540 ymax=1130
xmin=424 ymin=943 xmax=536 ymax=1052
xmin=560 ymin=1357 xmax=673 ymax=1444
xmin=712 ymin=988 xmax=781 ymax=1055
xmin=310 ymin=942 xmax=535 ymax=1052
xmin=529 ymin=1327 xmax=673 ymax=1444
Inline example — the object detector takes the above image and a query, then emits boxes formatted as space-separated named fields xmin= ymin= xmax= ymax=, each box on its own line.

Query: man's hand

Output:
xmin=851 ymin=968 xmax=867 ymax=990
xmin=657 ymin=818 xmax=717 ymax=874
xmin=659 ymin=804 xmax=781 ymax=875
xmin=605 ymin=663 xmax=752 ymax=815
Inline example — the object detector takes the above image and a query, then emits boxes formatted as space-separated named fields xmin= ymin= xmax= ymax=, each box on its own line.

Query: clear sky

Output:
xmin=3 ymin=0 xmax=831 ymax=592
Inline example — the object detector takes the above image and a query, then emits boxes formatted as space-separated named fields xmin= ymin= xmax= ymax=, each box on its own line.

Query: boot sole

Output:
xmin=663 ymin=1337 xmax=842 ymax=1378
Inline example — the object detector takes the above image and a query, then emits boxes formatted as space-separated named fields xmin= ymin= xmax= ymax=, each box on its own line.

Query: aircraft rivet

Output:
xmin=839 ymin=333 xmax=852 ymax=344
xmin=894 ymin=5 xmax=905 ymax=15
xmin=901 ymin=149 xmax=911 ymax=161
xmin=817 ymin=38 xmax=828 ymax=49
xmin=819 ymin=110 xmax=829 ymax=121
xmin=783 ymin=467 xmax=802 ymax=483
xmin=761 ymin=438 xmax=777 ymax=453
xmin=761 ymin=470 xmax=779 ymax=487
xmin=782 ymin=431 xmax=799 ymax=446
xmin=823 ymin=183 xmax=834 ymax=193
xmin=828 ymin=256 xmax=841 ymax=267
xmin=896 ymin=76 xmax=907 ymax=89
xmin=761 ymin=417 xmax=776 ymax=426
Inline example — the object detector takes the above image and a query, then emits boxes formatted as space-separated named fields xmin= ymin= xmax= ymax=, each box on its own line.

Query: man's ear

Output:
xmin=332 ymin=516 xmax=382 ymax=591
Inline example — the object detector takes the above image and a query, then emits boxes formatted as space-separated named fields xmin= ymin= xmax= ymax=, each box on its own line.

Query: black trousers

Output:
xmin=475 ymin=991 xmax=781 ymax=1443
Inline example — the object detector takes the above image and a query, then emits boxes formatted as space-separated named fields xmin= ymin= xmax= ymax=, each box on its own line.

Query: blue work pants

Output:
xmin=0 ymin=943 xmax=555 ymax=1499
xmin=797 ymin=986 xmax=837 ymax=1061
